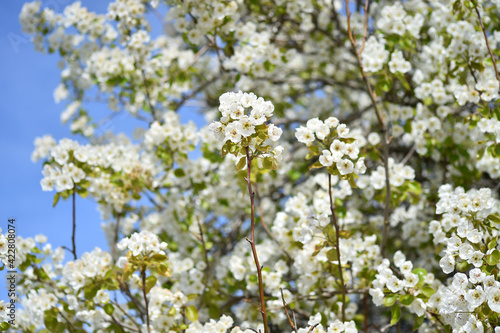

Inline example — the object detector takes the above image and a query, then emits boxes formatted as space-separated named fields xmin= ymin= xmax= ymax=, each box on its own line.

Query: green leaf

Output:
xmin=421 ymin=286 xmax=435 ymax=297
xmin=309 ymin=161 xmax=323 ymax=170
xmin=35 ymin=267 xmax=50 ymax=280
xmin=383 ymin=294 xmax=397 ymax=307
xmin=0 ymin=322 xmax=10 ymax=331
xmin=400 ymin=294 xmax=415 ymax=306
xmin=104 ymin=303 xmax=115 ymax=315
xmin=76 ymin=187 xmax=88 ymax=199
xmin=326 ymin=248 xmax=338 ymax=262
xmin=312 ymin=241 xmax=326 ymax=257
xmin=174 ymin=169 xmax=185 ymax=177
xmin=236 ymin=157 xmax=246 ymax=171
xmin=53 ymin=193 xmax=60 ymax=208
xmin=185 ymin=305 xmax=199 ymax=322
xmin=412 ymin=268 xmax=427 ymax=286
xmin=413 ymin=316 xmax=425 ymax=331
xmin=263 ymin=157 xmax=275 ymax=170
xmin=488 ymin=214 xmax=500 ymax=224
xmin=347 ymin=174 xmax=357 ymax=188
xmin=391 ymin=304 xmax=401 ymax=325
xmin=478 ymin=103 xmax=490 ymax=117
xmin=84 ymin=285 xmax=99 ymax=300
xmin=145 ymin=275 xmax=157 ymax=294
xmin=488 ymin=239 xmax=497 ymax=250
xmin=487 ymin=249 xmax=500 ymax=266
xmin=151 ymin=254 xmax=168 ymax=262
xmin=44 ymin=309 xmax=59 ymax=332
xmin=221 ymin=141 xmax=230 ymax=158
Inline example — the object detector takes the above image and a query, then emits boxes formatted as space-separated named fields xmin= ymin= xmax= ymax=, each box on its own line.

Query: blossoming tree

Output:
xmin=5 ymin=0 xmax=500 ymax=332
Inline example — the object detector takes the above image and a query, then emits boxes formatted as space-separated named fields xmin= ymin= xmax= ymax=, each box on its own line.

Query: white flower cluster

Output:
xmin=430 ymin=185 xmax=495 ymax=274
xmin=428 ymin=271 xmax=500 ymax=332
xmin=31 ymin=134 xmax=56 ymax=162
xmin=296 ymin=118 xmax=366 ymax=176
xmin=361 ymin=37 xmax=389 ymax=72
xmin=209 ymin=91 xmax=281 ymax=144
xmin=477 ymin=117 xmax=500 ymax=141
xmin=185 ymin=314 xmax=234 ymax=333
xmin=365 ymin=158 xmax=415 ymax=190
xmin=296 ymin=315 xmax=358 ymax=333
xmin=370 ymin=256 xmax=433 ymax=317
xmin=147 ymin=286 xmax=190 ymax=329
xmin=144 ymin=111 xmax=199 ymax=151
xmin=117 ymin=230 xmax=168 ymax=258
xmin=41 ymin=163 xmax=85 ymax=192
xmin=388 ymin=50 xmax=411 ymax=74
xmin=62 ymin=247 xmax=112 ymax=290
xmin=376 ymin=2 xmax=424 ymax=37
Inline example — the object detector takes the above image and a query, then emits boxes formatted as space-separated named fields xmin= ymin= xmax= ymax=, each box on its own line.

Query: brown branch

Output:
xmin=245 ymin=147 xmax=269 ymax=333
xmin=308 ymin=323 xmax=320 ymax=333
xmin=328 ymin=173 xmax=346 ymax=322
xmin=71 ymin=188 xmax=77 ymax=260
xmin=112 ymin=213 xmax=121 ymax=262
xmin=141 ymin=269 xmax=151 ymax=333
xmin=280 ymin=288 xmax=298 ymax=333
xmin=344 ymin=0 xmax=392 ymax=258
xmin=473 ymin=4 xmax=500 ymax=81
xmin=358 ymin=0 xmax=370 ymax=56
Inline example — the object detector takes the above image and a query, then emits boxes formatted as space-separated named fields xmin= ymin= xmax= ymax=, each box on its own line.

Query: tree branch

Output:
xmin=328 ymin=173 xmax=346 ymax=322
xmin=245 ymin=147 xmax=269 ymax=333
xmin=473 ymin=4 xmax=500 ymax=81
xmin=344 ymin=0 xmax=392 ymax=258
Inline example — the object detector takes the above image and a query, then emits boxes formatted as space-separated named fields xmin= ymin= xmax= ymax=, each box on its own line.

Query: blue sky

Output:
xmin=0 ymin=1 xmax=205 ymax=263
xmin=0 ymin=0 xmax=109 ymax=260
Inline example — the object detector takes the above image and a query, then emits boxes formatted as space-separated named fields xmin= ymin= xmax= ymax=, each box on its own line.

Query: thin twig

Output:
xmin=112 ymin=213 xmax=121 ymax=262
xmin=245 ymin=147 xmax=269 ymax=333
xmin=358 ymin=0 xmax=370 ymax=55
xmin=112 ymin=301 xmax=143 ymax=332
xmin=308 ymin=323 xmax=320 ymax=333
xmin=473 ymin=4 xmax=500 ymax=81
xmin=328 ymin=173 xmax=346 ymax=322
xmin=345 ymin=0 xmax=392 ymax=258
xmin=280 ymin=288 xmax=298 ymax=333
xmin=400 ymin=144 xmax=416 ymax=165
xmin=71 ymin=188 xmax=77 ymax=260
xmin=141 ymin=269 xmax=151 ymax=333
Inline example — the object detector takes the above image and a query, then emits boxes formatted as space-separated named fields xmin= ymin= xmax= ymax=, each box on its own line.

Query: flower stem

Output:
xmin=245 ymin=147 xmax=269 ymax=333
